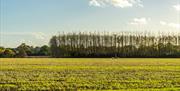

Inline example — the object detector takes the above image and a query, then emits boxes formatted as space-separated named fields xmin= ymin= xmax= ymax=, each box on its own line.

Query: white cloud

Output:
xmin=138 ymin=3 xmax=144 ymax=8
xmin=112 ymin=0 xmax=133 ymax=8
xmin=89 ymin=0 xmax=143 ymax=8
xmin=89 ymin=0 xmax=102 ymax=7
xmin=173 ymin=4 xmax=180 ymax=11
xmin=160 ymin=21 xmax=167 ymax=25
xmin=160 ymin=21 xmax=180 ymax=29
xmin=130 ymin=17 xmax=151 ymax=25
xmin=0 ymin=32 xmax=46 ymax=40
xmin=168 ymin=23 xmax=180 ymax=29
xmin=19 ymin=39 xmax=35 ymax=46
xmin=32 ymin=32 xmax=46 ymax=40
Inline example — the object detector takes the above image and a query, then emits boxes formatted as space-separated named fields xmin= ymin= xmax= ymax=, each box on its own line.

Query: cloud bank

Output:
xmin=173 ymin=4 xmax=180 ymax=11
xmin=160 ymin=21 xmax=180 ymax=29
xmin=89 ymin=0 xmax=143 ymax=8
xmin=130 ymin=17 xmax=151 ymax=25
xmin=1 ymin=32 xmax=46 ymax=40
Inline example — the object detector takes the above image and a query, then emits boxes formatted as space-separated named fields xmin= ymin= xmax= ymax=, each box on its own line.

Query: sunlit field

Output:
xmin=0 ymin=58 xmax=180 ymax=90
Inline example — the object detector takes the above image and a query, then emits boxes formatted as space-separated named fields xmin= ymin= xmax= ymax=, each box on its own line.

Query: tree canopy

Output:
xmin=0 ymin=43 xmax=50 ymax=58
xmin=49 ymin=32 xmax=180 ymax=58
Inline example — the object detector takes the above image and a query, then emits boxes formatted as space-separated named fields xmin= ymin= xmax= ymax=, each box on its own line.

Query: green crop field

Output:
xmin=0 ymin=58 xmax=180 ymax=91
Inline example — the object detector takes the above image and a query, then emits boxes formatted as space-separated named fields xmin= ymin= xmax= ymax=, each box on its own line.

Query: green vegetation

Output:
xmin=1 ymin=32 xmax=180 ymax=58
xmin=0 ymin=43 xmax=50 ymax=58
xmin=0 ymin=58 xmax=180 ymax=90
xmin=50 ymin=32 xmax=180 ymax=58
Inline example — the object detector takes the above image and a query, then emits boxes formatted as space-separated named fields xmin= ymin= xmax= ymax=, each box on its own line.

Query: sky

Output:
xmin=0 ymin=0 xmax=180 ymax=47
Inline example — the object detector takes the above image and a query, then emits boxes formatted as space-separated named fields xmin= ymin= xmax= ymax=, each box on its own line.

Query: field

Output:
xmin=0 ymin=58 xmax=180 ymax=91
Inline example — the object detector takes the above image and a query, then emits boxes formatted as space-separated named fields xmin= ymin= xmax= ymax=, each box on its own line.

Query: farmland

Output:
xmin=0 ymin=58 xmax=180 ymax=90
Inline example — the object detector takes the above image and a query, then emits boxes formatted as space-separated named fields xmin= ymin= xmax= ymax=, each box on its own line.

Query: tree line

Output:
xmin=0 ymin=43 xmax=50 ymax=58
xmin=1 ymin=32 xmax=180 ymax=58
xmin=49 ymin=32 xmax=180 ymax=58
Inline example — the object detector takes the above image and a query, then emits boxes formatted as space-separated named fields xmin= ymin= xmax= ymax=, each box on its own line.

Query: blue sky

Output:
xmin=0 ymin=0 xmax=180 ymax=47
